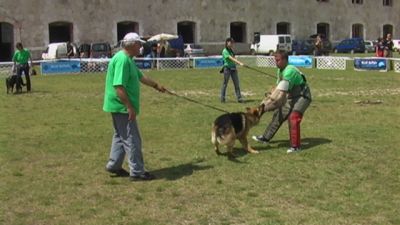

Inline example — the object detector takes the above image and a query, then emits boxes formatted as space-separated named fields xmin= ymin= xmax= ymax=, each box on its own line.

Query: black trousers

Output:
xmin=16 ymin=64 xmax=31 ymax=91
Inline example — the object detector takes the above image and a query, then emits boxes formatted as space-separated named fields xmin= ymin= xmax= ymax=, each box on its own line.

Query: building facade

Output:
xmin=0 ymin=0 xmax=398 ymax=60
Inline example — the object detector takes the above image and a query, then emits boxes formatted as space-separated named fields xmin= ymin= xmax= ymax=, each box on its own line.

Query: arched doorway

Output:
xmin=276 ymin=22 xmax=290 ymax=34
xmin=117 ymin=21 xmax=139 ymax=42
xmin=317 ymin=23 xmax=330 ymax=39
xmin=352 ymin=24 xmax=364 ymax=38
xmin=177 ymin=21 xmax=195 ymax=43
xmin=383 ymin=24 xmax=393 ymax=37
xmin=230 ymin=22 xmax=246 ymax=43
xmin=49 ymin=21 xmax=73 ymax=43
xmin=0 ymin=22 xmax=13 ymax=61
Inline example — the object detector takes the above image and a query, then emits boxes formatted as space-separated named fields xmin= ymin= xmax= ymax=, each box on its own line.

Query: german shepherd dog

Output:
xmin=211 ymin=105 xmax=264 ymax=157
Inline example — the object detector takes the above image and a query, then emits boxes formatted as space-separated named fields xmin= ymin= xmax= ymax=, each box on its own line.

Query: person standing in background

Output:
xmin=12 ymin=42 xmax=33 ymax=93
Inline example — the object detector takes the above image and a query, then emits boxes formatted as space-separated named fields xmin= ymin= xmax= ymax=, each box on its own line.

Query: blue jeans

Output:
xmin=106 ymin=113 xmax=145 ymax=176
xmin=220 ymin=67 xmax=242 ymax=101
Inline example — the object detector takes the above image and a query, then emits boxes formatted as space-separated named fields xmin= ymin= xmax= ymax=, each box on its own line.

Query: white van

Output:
xmin=42 ymin=42 xmax=77 ymax=60
xmin=250 ymin=34 xmax=292 ymax=55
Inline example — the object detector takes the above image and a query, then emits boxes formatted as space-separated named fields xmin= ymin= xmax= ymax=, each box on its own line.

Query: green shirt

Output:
xmin=222 ymin=48 xmax=236 ymax=68
xmin=12 ymin=48 xmax=31 ymax=64
xmin=103 ymin=51 xmax=143 ymax=114
xmin=277 ymin=65 xmax=305 ymax=91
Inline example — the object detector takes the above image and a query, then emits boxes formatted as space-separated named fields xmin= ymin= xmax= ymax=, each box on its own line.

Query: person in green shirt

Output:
xmin=103 ymin=32 xmax=167 ymax=181
xmin=12 ymin=42 xmax=33 ymax=93
xmin=220 ymin=37 xmax=246 ymax=103
xmin=252 ymin=50 xmax=312 ymax=153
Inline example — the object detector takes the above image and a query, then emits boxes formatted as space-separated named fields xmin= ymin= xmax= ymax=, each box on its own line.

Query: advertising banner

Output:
xmin=194 ymin=57 xmax=224 ymax=68
xmin=354 ymin=58 xmax=388 ymax=71
xmin=135 ymin=59 xmax=153 ymax=69
xmin=41 ymin=60 xmax=80 ymax=74
xmin=288 ymin=56 xmax=313 ymax=68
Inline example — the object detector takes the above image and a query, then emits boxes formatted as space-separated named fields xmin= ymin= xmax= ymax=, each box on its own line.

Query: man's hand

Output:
xmin=127 ymin=106 xmax=136 ymax=121
xmin=154 ymin=83 xmax=167 ymax=93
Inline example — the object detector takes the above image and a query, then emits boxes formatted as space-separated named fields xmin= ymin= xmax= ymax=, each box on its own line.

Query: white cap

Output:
xmin=122 ymin=32 xmax=146 ymax=44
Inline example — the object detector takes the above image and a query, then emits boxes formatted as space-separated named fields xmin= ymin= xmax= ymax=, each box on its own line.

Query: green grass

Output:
xmin=1 ymin=67 xmax=400 ymax=225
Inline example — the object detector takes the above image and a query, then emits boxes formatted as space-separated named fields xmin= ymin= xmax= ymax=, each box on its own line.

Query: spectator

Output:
xmin=314 ymin=34 xmax=323 ymax=56
xmin=252 ymin=50 xmax=312 ymax=153
xmin=103 ymin=32 xmax=167 ymax=181
xmin=66 ymin=41 xmax=74 ymax=58
xmin=12 ymin=42 xmax=33 ymax=93
xmin=375 ymin=37 xmax=385 ymax=57
xmin=383 ymin=33 xmax=394 ymax=57
xmin=220 ymin=37 xmax=245 ymax=103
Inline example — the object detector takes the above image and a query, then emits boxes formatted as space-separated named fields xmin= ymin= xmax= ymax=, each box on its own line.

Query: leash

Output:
xmin=243 ymin=65 xmax=276 ymax=80
xmin=165 ymin=89 xmax=229 ymax=113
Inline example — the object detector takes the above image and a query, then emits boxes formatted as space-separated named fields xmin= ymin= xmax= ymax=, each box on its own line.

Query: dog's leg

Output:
xmin=211 ymin=127 xmax=222 ymax=155
xmin=239 ymin=137 xmax=259 ymax=154
xmin=227 ymin=144 xmax=236 ymax=158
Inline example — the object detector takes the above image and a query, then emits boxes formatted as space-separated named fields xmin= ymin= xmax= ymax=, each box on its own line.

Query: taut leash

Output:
xmin=243 ymin=65 xmax=276 ymax=80
xmin=165 ymin=89 xmax=229 ymax=113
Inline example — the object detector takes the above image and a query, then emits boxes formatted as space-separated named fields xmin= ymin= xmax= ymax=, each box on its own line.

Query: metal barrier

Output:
xmin=315 ymin=56 xmax=350 ymax=70
xmin=0 ymin=62 xmax=13 ymax=77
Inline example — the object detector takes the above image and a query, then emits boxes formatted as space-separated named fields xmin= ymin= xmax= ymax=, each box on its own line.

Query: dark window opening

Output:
xmin=49 ymin=22 xmax=73 ymax=43
xmin=0 ymin=22 xmax=14 ymax=62
xmin=117 ymin=21 xmax=139 ymax=42
xmin=230 ymin=22 xmax=246 ymax=43
xmin=178 ymin=21 xmax=195 ymax=43
xmin=277 ymin=22 xmax=290 ymax=34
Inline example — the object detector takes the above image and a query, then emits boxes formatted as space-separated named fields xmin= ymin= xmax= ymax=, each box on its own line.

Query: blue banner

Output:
xmin=41 ymin=60 xmax=81 ymax=74
xmin=135 ymin=59 xmax=153 ymax=69
xmin=194 ymin=57 xmax=224 ymax=68
xmin=289 ymin=56 xmax=313 ymax=68
xmin=354 ymin=58 xmax=387 ymax=71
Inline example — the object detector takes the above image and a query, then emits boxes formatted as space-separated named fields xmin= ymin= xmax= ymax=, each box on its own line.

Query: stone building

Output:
xmin=0 ymin=0 xmax=398 ymax=60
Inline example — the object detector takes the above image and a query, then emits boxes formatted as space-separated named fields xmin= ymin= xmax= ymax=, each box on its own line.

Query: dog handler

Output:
xmin=252 ymin=50 xmax=312 ymax=153
xmin=12 ymin=42 xmax=33 ymax=93
xmin=103 ymin=32 xmax=167 ymax=181
xmin=220 ymin=37 xmax=245 ymax=103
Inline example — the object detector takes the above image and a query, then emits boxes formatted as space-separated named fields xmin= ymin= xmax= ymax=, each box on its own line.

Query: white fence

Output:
xmin=1 ymin=56 xmax=400 ymax=76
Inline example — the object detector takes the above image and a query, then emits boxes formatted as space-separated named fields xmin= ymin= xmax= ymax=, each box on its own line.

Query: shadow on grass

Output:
xmin=151 ymin=161 xmax=213 ymax=181
xmin=252 ymin=137 xmax=332 ymax=152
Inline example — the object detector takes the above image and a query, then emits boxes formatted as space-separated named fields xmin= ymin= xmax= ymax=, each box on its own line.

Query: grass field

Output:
xmin=1 ymin=66 xmax=400 ymax=225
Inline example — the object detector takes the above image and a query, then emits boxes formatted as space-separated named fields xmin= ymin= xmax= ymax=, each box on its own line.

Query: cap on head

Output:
xmin=122 ymin=32 xmax=146 ymax=44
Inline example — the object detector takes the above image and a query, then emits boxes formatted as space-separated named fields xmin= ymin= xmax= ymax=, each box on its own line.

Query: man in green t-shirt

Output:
xmin=252 ymin=50 xmax=312 ymax=153
xmin=12 ymin=42 xmax=33 ymax=93
xmin=103 ymin=32 xmax=167 ymax=181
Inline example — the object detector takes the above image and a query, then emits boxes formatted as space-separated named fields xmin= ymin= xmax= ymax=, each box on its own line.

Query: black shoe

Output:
xmin=221 ymin=99 xmax=226 ymax=103
xmin=252 ymin=135 xmax=269 ymax=144
xmin=106 ymin=168 xmax=130 ymax=177
xmin=238 ymin=99 xmax=244 ymax=103
xmin=130 ymin=172 xmax=156 ymax=181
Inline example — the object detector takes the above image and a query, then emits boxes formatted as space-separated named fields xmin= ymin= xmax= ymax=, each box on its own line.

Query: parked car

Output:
xmin=250 ymin=34 xmax=292 ymax=55
xmin=333 ymin=38 xmax=365 ymax=53
xmin=184 ymin=43 xmax=205 ymax=57
xmin=364 ymin=40 xmax=375 ymax=53
xmin=42 ymin=42 xmax=78 ymax=60
xmin=392 ymin=39 xmax=400 ymax=52
xmin=90 ymin=42 xmax=112 ymax=58
xmin=291 ymin=39 xmax=314 ymax=55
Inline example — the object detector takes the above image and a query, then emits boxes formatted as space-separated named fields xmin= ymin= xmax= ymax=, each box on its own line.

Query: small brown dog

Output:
xmin=211 ymin=105 xmax=264 ymax=157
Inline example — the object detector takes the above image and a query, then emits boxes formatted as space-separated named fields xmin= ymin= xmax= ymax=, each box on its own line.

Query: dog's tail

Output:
xmin=211 ymin=124 xmax=227 ymax=144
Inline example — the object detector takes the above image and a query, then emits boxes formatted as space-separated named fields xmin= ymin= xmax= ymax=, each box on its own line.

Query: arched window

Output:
xmin=276 ymin=22 xmax=290 ymax=34
xmin=383 ymin=24 xmax=393 ymax=37
xmin=230 ymin=22 xmax=246 ymax=43
xmin=178 ymin=21 xmax=195 ymax=43
xmin=117 ymin=21 xmax=139 ymax=42
xmin=49 ymin=21 xmax=73 ymax=43
xmin=317 ymin=23 xmax=330 ymax=39
xmin=0 ymin=22 xmax=14 ymax=61
xmin=352 ymin=24 xmax=363 ymax=38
